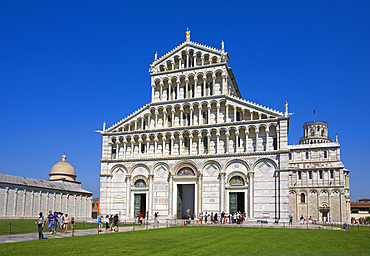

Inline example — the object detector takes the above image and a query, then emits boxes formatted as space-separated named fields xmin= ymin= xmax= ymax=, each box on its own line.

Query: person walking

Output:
xmin=64 ymin=214 xmax=69 ymax=233
xmin=109 ymin=215 xmax=113 ymax=231
xmin=58 ymin=213 xmax=64 ymax=232
xmin=113 ymin=214 xmax=119 ymax=232
xmin=146 ymin=211 xmax=149 ymax=222
xmin=52 ymin=212 xmax=58 ymax=233
xmin=47 ymin=210 xmax=54 ymax=234
xmin=98 ymin=215 xmax=103 ymax=232
xmin=70 ymin=217 xmax=75 ymax=233
xmin=37 ymin=212 xmax=45 ymax=239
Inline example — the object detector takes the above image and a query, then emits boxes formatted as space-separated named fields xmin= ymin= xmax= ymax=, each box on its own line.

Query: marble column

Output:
xmin=248 ymin=172 xmax=255 ymax=218
xmin=226 ymin=131 xmax=230 ymax=153
xmin=189 ymin=135 xmax=193 ymax=155
xmin=207 ymin=106 xmax=211 ymax=124
xmin=225 ymin=104 xmax=229 ymax=122
xmin=171 ymin=109 xmax=175 ymax=128
xmin=168 ymin=174 xmax=173 ymax=217
xmin=155 ymin=110 xmax=158 ymax=128
xmin=216 ymin=103 xmax=220 ymax=123
xmin=266 ymin=129 xmax=270 ymax=151
xmin=235 ymin=132 xmax=239 ymax=153
xmin=220 ymin=173 xmax=226 ymax=212
xmin=185 ymin=79 xmax=189 ymax=99
xmin=216 ymin=132 xmax=220 ymax=154
xmin=198 ymin=173 xmax=203 ymax=214
xmin=148 ymin=174 xmax=154 ymax=215
xmin=126 ymin=175 xmax=131 ymax=217
xmin=255 ymin=131 xmax=259 ymax=152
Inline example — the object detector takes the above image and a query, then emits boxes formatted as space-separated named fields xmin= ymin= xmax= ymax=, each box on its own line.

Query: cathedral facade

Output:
xmin=98 ymin=31 xmax=350 ymax=222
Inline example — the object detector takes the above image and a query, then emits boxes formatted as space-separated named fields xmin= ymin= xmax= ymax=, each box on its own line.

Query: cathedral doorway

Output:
xmin=134 ymin=194 xmax=146 ymax=218
xmin=229 ymin=192 xmax=245 ymax=213
xmin=177 ymin=184 xmax=195 ymax=219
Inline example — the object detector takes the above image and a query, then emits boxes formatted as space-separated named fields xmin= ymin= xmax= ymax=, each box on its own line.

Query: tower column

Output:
xmin=146 ymin=138 xmax=150 ymax=157
xmin=207 ymin=106 xmax=211 ymax=124
xmin=185 ymin=79 xmax=189 ymax=99
xmin=225 ymin=104 xmax=229 ymax=122
xmin=159 ymin=83 xmax=163 ymax=101
xmin=198 ymin=106 xmax=202 ymax=125
xmin=123 ymin=140 xmax=127 ymax=159
xmin=216 ymin=131 xmax=220 ymax=154
xmin=162 ymin=137 xmax=166 ymax=156
xmin=235 ymin=132 xmax=239 ymax=153
xmin=245 ymin=131 xmax=249 ymax=152
xmin=179 ymin=134 xmax=183 ymax=155
xmin=171 ymin=109 xmax=175 ymax=128
xmin=203 ymin=78 xmax=206 ymax=97
xmin=226 ymin=131 xmax=230 ymax=153
xmin=216 ymin=103 xmax=220 ymax=123
xmin=255 ymin=131 xmax=259 ymax=151
xmin=266 ymin=128 xmax=270 ymax=151
xmin=190 ymin=108 xmax=193 ymax=126
xmin=180 ymin=109 xmax=183 ymax=126
xmin=155 ymin=110 xmax=158 ymax=128
xmin=234 ymin=105 xmax=237 ymax=122
xmin=222 ymin=74 xmax=226 ymax=94
xmin=176 ymin=81 xmax=180 ymax=100
xmin=207 ymin=134 xmax=211 ymax=154
xmin=138 ymin=139 xmax=142 ymax=158
xmin=154 ymin=137 xmax=158 ymax=157
xmin=194 ymin=78 xmax=197 ymax=97
xmin=189 ymin=134 xmax=193 ymax=155
xmin=198 ymin=134 xmax=202 ymax=154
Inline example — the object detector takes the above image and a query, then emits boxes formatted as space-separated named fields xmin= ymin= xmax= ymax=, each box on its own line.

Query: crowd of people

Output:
xmin=36 ymin=210 xmax=76 ymax=239
xmin=189 ymin=211 xmax=246 ymax=224
xmin=98 ymin=214 xmax=120 ymax=232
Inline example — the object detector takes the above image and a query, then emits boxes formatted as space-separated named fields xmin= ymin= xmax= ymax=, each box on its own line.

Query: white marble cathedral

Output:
xmin=98 ymin=29 xmax=350 ymax=223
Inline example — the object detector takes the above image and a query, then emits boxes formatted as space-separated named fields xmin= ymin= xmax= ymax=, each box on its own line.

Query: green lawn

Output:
xmin=1 ymin=226 xmax=369 ymax=255
xmin=0 ymin=219 xmax=136 ymax=235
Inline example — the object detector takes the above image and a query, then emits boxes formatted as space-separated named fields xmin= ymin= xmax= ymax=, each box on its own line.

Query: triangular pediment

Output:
xmin=149 ymin=41 xmax=228 ymax=73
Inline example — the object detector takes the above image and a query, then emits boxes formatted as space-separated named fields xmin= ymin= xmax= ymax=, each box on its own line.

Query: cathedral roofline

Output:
xmin=150 ymin=40 xmax=226 ymax=67
xmin=96 ymin=94 xmax=286 ymax=134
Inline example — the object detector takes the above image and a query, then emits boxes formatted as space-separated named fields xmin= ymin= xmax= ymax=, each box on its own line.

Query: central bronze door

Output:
xmin=177 ymin=184 xmax=195 ymax=219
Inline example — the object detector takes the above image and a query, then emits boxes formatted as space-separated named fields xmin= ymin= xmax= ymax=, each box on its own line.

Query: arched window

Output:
xmin=177 ymin=168 xmax=195 ymax=176
xmin=134 ymin=179 xmax=146 ymax=188
xmin=301 ymin=193 xmax=306 ymax=203
xmin=229 ymin=176 xmax=245 ymax=186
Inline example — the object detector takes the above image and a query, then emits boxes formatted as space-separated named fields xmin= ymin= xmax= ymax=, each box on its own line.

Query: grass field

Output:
xmin=0 ymin=226 xmax=369 ymax=255
xmin=0 ymin=219 xmax=136 ymax=235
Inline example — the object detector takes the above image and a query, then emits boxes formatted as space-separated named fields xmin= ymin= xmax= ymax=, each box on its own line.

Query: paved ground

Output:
xmin=0 ymin=222 xmax=341 ymax=244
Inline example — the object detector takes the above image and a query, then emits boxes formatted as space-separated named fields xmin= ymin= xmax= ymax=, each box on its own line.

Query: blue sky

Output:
xmin=0 ymin=1 xmax=369 ymax=200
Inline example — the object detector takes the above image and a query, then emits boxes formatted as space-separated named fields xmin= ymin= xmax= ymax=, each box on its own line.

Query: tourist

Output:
xmin=214 ymin=213 xmax=218 ymax=224
xmin=154 ymin=212 xmax=158 ymax=223
xmin=37 ymin=212 xmax=45 ymax=239
xmin=289 ymin=215 xmax=293 ymax=225
xmin=210 ymin=213 xmax=214 ymax=224
xmin=98 ymin=215 xmax=103 ymax=232
xmin=47 ymin=210 xmax=54 ymax=234
xmin=71 ymin=217 xmax=75 ymax=233
xmin=204 ymin=212 xmax=208 ymax=224
xmin=146 ymin=211 xmax=149 ymax=222
xmin=105 ymin=215 xmax=109 ymax=230
xmin=52 ymin=212 xmax=58 ymax=233
xmin=300 ymin=216 xmax=304 ymax=225
xmin=113 ymin=214 xmax=119 ymax=232
xmin=58 ymin=212 xmax=64 ymax=232
xmin=274 ymin=218 xmax=279 ymax=224
xmin=109 ymin=215 xmax=113 ymax=231
xmin=64 ymin=213 xmax=69 ymax=233
xmin=309 ymin=216 xmax=313 ymax=224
